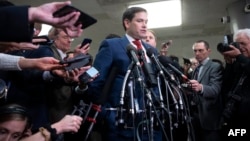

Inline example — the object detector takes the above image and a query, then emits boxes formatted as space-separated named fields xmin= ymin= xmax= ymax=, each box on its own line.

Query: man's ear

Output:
xmin=124 ymin=19 xmax=130 ymax=29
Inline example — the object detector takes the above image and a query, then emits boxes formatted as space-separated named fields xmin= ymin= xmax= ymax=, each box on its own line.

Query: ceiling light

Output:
xmin=39 ymin=24 xmax=52 ymax=36
xmin=128 ymin=0 xmax=182 ymax=29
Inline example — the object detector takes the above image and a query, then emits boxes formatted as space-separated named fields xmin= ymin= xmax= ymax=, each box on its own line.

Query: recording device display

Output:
xmin=217 ymin=35 xmax=240 ymax=53
xmin=79 ymin=67 xmax=99 ymax=83
xmin=60 ymin=53 xmax=92 ymax=71
xmin=53 ymin=5 xmax=97 ymax=29
xmin=80 ymin=38 xmax=92 ymax=48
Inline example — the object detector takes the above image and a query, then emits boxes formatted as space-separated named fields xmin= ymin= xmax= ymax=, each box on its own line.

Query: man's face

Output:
xmin=193 ymin=42 xmax=210 ymax=62
xmin=54 ymin=31 xmax=73 ymax=53
xmin=235 ymin=34 xmax=250 ymax=58
xmin=124 ymin=11 xmax=148 ymax=39
xmin=143 ymin=30 xmax=157 ymax=47
xmin=0 ymin=120 xmax=27 ymax=141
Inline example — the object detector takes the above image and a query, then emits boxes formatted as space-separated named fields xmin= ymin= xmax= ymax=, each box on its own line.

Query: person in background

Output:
xmin=183 ymin=57 xmax=199 ymax=79
xmin=143 ymin=29 xmax=172 ymax=56
xmin=220 ymin=28 xmax=250 ymax=141
xmin=188 ymin=40 xmax=222 ymax=141
xmin=0 ymin=103 xmax=82 ymax=141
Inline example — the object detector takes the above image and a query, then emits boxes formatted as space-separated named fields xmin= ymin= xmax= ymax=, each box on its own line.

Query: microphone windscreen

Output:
xmin=146 ymin=47 xmax=155 ymax=57
xmin=158 ymin=55 xmax=173 ymax=65
xmin=158 ymin=55 xmax=182 ymax=70
xmin=126 ymin=44 xmax=137 ymax=53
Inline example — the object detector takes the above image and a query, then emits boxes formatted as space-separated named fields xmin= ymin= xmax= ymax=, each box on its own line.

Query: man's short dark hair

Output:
xmin=122 ymin=7 xmax=147 ymax=31
xmin=195 ymin=40 xmax=210 ymax=49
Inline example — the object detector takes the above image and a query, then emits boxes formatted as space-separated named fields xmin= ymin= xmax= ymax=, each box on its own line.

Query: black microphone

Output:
xmin=146 ymin=48 xmax=164 ymax=75
xmin=126 ymin=44 xmax=143 ymax=82
xmin=158 ymin=55 xmax=189 ymax=81
xmin=137 ymin=48 xmax=157 ymax=87
xmin=126 ymin=44 xmax=140 ymax=67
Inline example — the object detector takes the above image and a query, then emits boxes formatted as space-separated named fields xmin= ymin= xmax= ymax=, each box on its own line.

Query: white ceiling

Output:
xmin=9 ymin=0 xmax=240 ymax=56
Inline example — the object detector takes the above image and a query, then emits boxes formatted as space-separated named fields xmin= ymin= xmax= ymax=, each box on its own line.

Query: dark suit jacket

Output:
xmin=88 ymin=36 xmax=159 ymax=138
xmin=0 ymin=6 xmax=34 ymax=42
xmin=221 ymin=54 xmax=250 ymax=129
xmin=192 ymin=59 xmax=223 ymax=130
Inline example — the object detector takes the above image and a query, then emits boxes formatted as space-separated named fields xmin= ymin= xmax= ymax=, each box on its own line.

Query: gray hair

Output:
xmin=233 ymin=28 xmax=250 ymax=41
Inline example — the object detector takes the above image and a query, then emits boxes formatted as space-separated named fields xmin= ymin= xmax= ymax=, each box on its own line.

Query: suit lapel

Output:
xmin=119 ymin=36 xmax=130 ymax=53
xmin=198 ymin=60 xmax=212 ymax=81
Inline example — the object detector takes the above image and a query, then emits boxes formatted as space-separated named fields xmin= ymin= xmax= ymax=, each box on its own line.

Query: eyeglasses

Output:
xmin=58 ymin=35 xmax=74 ymax=41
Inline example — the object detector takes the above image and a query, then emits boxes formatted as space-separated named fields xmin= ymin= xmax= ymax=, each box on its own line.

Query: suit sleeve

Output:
xmin=88 ymin=40 xmax=114 ymax=103
xmin=0 ymin=6 xmax=34 ymax=42
xmin=202 ymin=63 xmax=222 ymax=99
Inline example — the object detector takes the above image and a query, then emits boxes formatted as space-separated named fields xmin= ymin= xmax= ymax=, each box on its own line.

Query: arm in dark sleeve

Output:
xmin=88 ymin=40 xmax=114 ymax=104
xmin=0 ymin=6 xmax=34 ymax=42
xmin=236 ymin=54 xmax=250 ymax=74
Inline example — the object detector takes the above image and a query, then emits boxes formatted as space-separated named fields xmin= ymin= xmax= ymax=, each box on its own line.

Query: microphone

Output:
xmin=126 ymin=44 xmax=140 ymax=67
xmin=146 ymin=48 xmax=164 ymax=75
xmin=126 ymin=44 xmax=143 ymax=82
xmin=137 ymin=48 xmax=157 ymax=87
xmin=158 ymin=56 xmax=189 ymax=81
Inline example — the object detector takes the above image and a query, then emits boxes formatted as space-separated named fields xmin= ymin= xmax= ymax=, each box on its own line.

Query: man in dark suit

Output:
xmin=220 ymin=29 xmax=250 ymax=141
xmin=188 ymin=40 xmax=223 ymax=141
xmin=88 ymin=7 xmax=162 ymax=141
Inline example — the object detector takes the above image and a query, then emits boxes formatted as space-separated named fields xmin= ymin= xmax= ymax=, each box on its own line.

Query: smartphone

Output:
xmin=80 ymin=38 xmax=92 ymax=48
xmin=53 ymin=5 xmax=97 ymax=29
xmin=86 ymin=67 xmax=99 ymax=78
xmin=79 ymin=67 xmax=99 ymax=83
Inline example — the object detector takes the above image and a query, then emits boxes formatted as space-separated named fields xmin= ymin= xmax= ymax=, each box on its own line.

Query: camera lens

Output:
xmin=217 ymin=42 xmax=239 ymax=53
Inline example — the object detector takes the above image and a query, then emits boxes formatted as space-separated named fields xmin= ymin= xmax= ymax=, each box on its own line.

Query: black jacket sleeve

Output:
xmin=0 ymin=5 xmax=34 ymax=42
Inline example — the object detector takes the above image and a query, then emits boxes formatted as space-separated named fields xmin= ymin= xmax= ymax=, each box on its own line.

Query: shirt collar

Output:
xmin=56 ymin=48 xmax=67 ymax=59
xmin=200 ymin=57 xmax=210 ymax=65
xmin=126 ymin=34 xmax=142 ymax=47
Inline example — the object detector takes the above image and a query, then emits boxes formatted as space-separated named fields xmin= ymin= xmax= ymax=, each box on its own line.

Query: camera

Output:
xmin=217 ymin=34 xmax=240 ymax=53
xmin=217 ymin=42 xmax=240 ymax=53
xmin=244 ymin=4 xmax=250 ymax=12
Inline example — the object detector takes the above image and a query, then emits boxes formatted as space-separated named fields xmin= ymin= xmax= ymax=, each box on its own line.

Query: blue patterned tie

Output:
xmin=193 ymin=64 xmax=201 ymax=80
